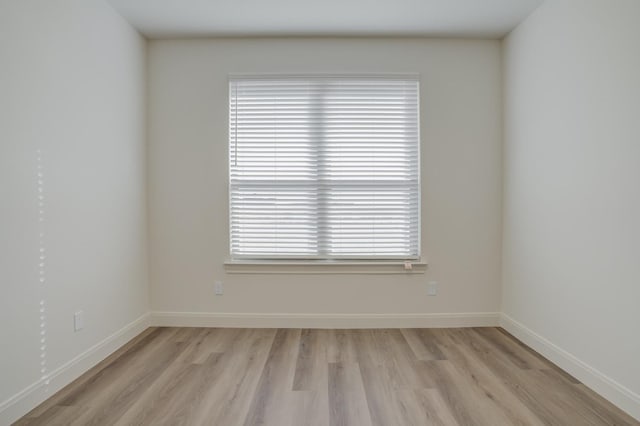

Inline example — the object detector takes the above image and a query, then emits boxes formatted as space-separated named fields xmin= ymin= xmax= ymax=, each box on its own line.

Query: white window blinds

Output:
xmin=229 ymin=76 xmax=420 ymax=260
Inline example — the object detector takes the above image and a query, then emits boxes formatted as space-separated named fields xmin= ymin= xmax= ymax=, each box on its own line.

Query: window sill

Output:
xmin=223 ymin=259 xmax=427 ymax=275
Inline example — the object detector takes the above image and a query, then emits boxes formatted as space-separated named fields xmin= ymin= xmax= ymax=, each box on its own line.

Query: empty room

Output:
xmin=1 ymin=0 xmax=639 ymax=424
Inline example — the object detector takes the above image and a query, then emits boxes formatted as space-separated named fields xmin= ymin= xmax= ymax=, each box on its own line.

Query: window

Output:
xmin=229 ymin=75 xmax=420 ymax=260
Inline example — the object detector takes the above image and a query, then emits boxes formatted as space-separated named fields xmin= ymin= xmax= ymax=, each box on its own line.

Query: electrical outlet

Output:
xmin=214 ymin=280 xmax=224 ymax=295
xmin=427 ymin=281 xmax=438 ymax=296
xmin=74 ymin=311 xmax=84 ymax=331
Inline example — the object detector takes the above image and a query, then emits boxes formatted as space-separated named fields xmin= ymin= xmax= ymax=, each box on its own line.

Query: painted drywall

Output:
xmin=148 ymin=38 xmax=503 ymax=316
xmin=502 ymin=0 xmax=640 ymax=415
xmin=0 ymin=0 xmax=148 ymax=414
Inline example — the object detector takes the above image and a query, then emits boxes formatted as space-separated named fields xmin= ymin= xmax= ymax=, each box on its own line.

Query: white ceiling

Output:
xmin=107 ymin=0 xmax=544 ymax=39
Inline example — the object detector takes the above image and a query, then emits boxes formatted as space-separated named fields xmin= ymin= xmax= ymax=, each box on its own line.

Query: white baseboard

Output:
xmin=500 ymin=313 xmax=640 ymax=421
xmin=0 ymin=313 xmax=151 ymax=425
xmin=150 ymin=311 xmax=500 ymax=329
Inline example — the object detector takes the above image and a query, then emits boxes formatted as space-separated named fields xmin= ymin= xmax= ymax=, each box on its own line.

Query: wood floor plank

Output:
xmin=400 ymin=328 xmax=447 ymax=361
xmin=328 ymin=362 xmax=373 ymax=426
xmin=20 ymin=327 xmax=162 ymax=420
xmin=243 ymin=328 xmax=301 ymax=426
xmin=429 ymin=329 xmax=546 ymax=426
xmin=352 ymin=330 xmax=404 ymax=426
xmin=420 ymin=359 xmax=488 ymax=426
xmin=537 ymin=368 xmax=638 ymax=426
xmin=416 ymin=388 xmax=462 ymax=426
xmin=371 ymin=329 xmax=434 ymax=389
xmin=290 ymin=390 xmax=330 ymax=426
xmin=293 ymin=329 xmax=329 ymax=391
xmin=160 ymin=351 xmax=232 ymax=426
xmin=451 ymin=328 xmax=636 ymax=425
xmin=14 ymin=327 xmax=639 ymax=426
xmin=69 ymin=338 xmax=189 ymax=425
xmin=188 ymin=328 xmax=277 ymax=426
xmin=455 ymin=328 xmax=577 ymax=426
xmin=13 ymin=405 xmax=90 ymax=426
xmin=392 ymin=388 xmax=460 ymax=426
xmin=474 ymin=327 xmax=550 ymax=370
xmin=525 ymin=368 xmax=630 ymax=425
xmin=291 ymin=330 xmax=330 ymax=426
xmin=59 ymin=327 xmax=180 ymax=408
xmin=111 ymin=352 xmax=203 ymax=425
xmin=573 ymin=383 xmax=640 ymax=426
xmin=501 ymin=328 xmax=583 ymax=384
xmin=326 ymin=329 xmax=359 ymax=364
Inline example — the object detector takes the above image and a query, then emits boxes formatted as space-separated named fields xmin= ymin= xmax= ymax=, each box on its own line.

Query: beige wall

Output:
xmin=0 ymin=0 xmax=148 ymax=418
xmin=502 ymin=0 xmax=640 ymax=417
xmin=148 ymin=38 xmax=503 ymax=316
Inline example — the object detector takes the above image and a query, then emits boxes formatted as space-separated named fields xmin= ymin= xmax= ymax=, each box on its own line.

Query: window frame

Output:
xmin=227 ymin=74 xmax=422 ymax=264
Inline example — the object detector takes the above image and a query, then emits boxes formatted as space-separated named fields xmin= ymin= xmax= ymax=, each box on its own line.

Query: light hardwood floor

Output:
xmin=15 ymin=327 xmax=638 ymax=425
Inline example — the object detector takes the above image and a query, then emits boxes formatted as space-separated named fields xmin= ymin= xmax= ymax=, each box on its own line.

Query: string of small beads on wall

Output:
xmin=36 ymin=149 xmax=50 ymax=392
